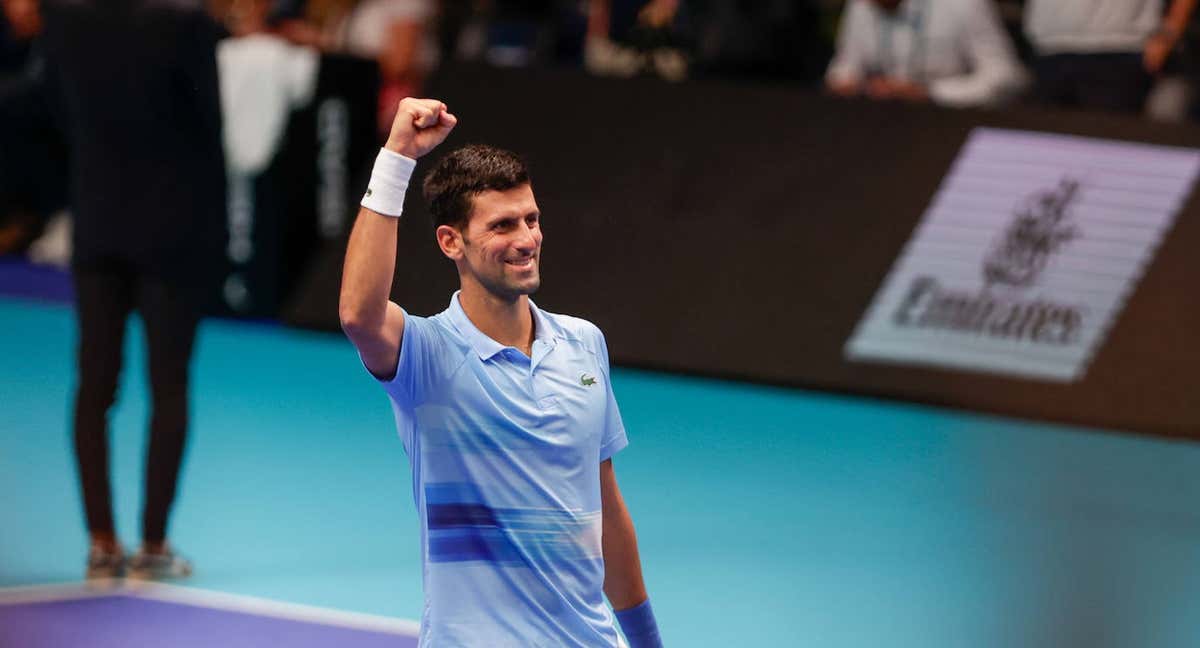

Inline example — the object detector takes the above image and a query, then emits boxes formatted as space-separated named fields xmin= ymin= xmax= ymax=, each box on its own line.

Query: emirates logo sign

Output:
xmin=890 ymin=177 xmax=1087 ymax=347
xmin=846 ymin=129 xmax=1200 ymax=382
xmin=984 ymin=178 xmax=1081 ymax=289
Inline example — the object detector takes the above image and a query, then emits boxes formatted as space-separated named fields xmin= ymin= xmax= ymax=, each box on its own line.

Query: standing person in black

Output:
xmin=40 ymin=0 xmax=226 ymax=580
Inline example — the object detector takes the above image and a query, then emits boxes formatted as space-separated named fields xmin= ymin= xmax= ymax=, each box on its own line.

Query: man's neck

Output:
xmin=458 ymin=284 xmax=534 ymax=355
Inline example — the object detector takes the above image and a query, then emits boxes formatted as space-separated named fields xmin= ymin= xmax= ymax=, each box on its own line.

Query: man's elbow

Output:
xmin=338 ymin=298 xmax=370 ymax=339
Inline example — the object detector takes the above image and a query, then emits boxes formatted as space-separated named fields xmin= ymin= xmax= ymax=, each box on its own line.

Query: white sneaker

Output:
xmin=85 ymin=543 xmax=125 ymax=580
xmin=127 ymin=545 xmax=193 ymax=581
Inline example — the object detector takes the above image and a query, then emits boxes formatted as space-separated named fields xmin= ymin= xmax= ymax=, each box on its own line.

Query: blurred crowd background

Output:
xmin=3 ymin=0 xmax=1200 ymax=279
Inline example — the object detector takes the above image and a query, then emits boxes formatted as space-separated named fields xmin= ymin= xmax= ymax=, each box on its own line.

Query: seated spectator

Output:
xmin=435 ymin=1 xmax=592 ymax=69
xmin=1024 ymin=0 xmax=1197 ymax=115
xmin=480 ymin=0 xmax=555 ymax=67
xmin=585 ymin=0 xmax=689 ymax=81
xmin=825 ymin=0 xmax=1028 ymax=108
xmin=688 ymin=0 xmax=831 ymax=84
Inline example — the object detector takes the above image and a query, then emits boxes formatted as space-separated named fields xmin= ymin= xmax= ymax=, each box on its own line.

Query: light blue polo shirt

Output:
xmin=376 ymin=291 xmax=628 ymax=647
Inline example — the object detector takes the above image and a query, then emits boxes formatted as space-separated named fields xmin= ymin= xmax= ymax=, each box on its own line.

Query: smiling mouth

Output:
xmin=505 ymin=257 xmax=536 ymax=268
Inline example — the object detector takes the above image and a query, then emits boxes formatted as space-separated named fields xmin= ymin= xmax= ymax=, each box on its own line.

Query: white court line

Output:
xmin=0 ymin=580 xmax=124 ymax=604
xmin=0 ymin=581 xmax=420 ymax=637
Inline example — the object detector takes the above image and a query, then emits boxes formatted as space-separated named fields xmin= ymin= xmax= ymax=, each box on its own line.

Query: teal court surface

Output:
xmin=2 ymin=293 xmax=1199 ymax=647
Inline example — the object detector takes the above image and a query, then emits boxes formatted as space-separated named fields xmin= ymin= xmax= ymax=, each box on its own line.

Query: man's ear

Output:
xmin=436 ymin=224 xmax=464 ymax=260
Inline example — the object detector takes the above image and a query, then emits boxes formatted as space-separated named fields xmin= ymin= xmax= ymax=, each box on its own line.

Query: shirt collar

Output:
xmin=446 ymin=291 xmax=558 ymax=361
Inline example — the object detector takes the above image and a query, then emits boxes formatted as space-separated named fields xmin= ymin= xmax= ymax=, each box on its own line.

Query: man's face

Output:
xmin=451 ymin=184 xmax=542 ymax=300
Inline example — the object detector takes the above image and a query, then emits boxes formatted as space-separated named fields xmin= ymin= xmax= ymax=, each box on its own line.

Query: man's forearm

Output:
xmin=602 ymin=510 xmax=648 ymax=608
xmin=338 ymin=206 xmax=400 ymax=334
xmin=1165 ymin=0 xmax=1198 ymax=35
xmin=340 ymin=143 xmax=416 ymax=335
xmin=600 ymin=467 xmax=662 ymax=647
xmin=600 ymin=462 xmax=648 ymax=609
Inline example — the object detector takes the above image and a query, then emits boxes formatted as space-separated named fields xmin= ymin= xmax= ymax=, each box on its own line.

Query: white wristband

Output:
xmin=361 ymin=148 xmax=417 ymax=218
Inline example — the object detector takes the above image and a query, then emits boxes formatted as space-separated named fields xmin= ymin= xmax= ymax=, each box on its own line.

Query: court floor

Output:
xmin=0 ymin=580 xmax=418 ymax=647
xmin=2 ymin=294 xmax=1199 ymax=647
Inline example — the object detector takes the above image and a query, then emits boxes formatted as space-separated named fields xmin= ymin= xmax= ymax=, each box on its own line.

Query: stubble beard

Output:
xmin=468 ymin=257 xmax=541 ymax=302
xmin=460 ymin=234 xmax=541 ymax=301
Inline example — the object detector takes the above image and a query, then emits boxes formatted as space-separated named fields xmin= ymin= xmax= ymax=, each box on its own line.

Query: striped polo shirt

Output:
xmin=375 ymin=292 xmax=628 ymax=647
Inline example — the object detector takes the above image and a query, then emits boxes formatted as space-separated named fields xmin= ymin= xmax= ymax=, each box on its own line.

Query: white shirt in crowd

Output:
xmin=826 ymin=0 xmax=1028 ymax=108
xmin=217 ymin=34 xmax=318 ymax=175
xmin=330 ymin=0 xmax=437 ymax=69
xmin=1024 ymin=0 xmax=1163 ymax=54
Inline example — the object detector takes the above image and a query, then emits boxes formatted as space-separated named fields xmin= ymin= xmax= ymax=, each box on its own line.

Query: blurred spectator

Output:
xmin=279 ymin=0 xmax=435 ymax=133
xmin=1024 ymin=0 xmax=1198 ymax=115
xmin=212 ymin=0 xmax=318 ymax=176
xmin=687 ymin=0 xmax=831 ymax=83
xmin=40 ymin=0 xmax=226 ymax=580
xmin=586 ymin=0 xmax=689 ymax=80
xmin=825 ymin=0 xmax=1028 ymax=108
xmin=439 ymin=1 xmax=585 ymax=68
xmin=481 ymin=0 xmax=555 ymax=67
xmin=0 ymin=0 xmax=40 ymax=77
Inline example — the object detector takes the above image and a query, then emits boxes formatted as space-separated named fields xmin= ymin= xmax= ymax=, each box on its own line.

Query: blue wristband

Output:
xmin=614 ymin=599 xmax=663 ymax=648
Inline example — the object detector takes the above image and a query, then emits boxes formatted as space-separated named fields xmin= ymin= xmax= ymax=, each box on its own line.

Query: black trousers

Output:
xmin=1032 ymin=53 xmax=1154 ymax=115
xmin=73 ymin=262 xmax=199 ymax=544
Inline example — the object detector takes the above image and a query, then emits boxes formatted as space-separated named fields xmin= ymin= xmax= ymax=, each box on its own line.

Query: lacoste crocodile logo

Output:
xmin=580 ymin=373 xmax=597 ymax=387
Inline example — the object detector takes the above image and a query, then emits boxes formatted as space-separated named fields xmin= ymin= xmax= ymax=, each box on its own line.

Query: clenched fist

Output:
xmin=384 ymin=97 xmax=458 ymax=159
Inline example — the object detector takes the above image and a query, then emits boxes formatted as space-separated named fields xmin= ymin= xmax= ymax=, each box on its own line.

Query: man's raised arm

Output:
xmin=338 ymin=98 xmax=457 ymax=379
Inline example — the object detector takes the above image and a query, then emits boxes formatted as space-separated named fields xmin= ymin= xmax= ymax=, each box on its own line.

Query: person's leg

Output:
xmin=136 ymin=273 xmax=199 ymax=548
xmin=72 ymin=264 xmax=135 ymax=569
xmin=1077 ymin=53 xmax=1154 ymax=115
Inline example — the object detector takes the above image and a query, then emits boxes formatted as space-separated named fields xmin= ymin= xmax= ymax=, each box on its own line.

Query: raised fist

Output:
xmin=384 ymin=97 xmax=458 ymax=159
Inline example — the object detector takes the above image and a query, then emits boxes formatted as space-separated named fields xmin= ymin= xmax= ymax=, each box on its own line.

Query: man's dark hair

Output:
xmin=422 ymin=144 xmax=530 ymax=229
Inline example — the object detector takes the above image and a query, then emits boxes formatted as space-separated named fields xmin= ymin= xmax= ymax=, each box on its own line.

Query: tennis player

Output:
xmin=339 ymin=97 xmax=663 ymax=647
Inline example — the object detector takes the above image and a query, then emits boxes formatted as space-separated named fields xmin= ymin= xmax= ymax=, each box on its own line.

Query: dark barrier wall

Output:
xmin=285 ymin=64 xmax=1200 ymax=439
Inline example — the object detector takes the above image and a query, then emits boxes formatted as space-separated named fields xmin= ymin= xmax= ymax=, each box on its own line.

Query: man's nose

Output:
xmin=514 ymin=223 xmax=538 ymax=250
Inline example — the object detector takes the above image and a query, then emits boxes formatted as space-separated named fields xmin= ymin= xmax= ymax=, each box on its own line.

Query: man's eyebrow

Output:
xmin=487 ymin=209 xmax=540 ymax=224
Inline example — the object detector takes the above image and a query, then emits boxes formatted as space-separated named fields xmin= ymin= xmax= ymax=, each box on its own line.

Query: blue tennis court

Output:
xmin=3 ymin=292 xmax=1199 ymax=647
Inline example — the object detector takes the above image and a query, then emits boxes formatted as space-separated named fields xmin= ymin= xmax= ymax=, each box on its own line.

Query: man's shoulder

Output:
xmin=409 ymin=309 xmax=472 ymax=352
xmin=537 ymin=308 xmax=605 ymax=346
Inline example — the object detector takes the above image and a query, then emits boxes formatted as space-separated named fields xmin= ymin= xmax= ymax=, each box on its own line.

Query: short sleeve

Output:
xmin=593 ymin=326 xmax=629 ymax=461
xmin=370 ymin=310 xmax=452 ymax=407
